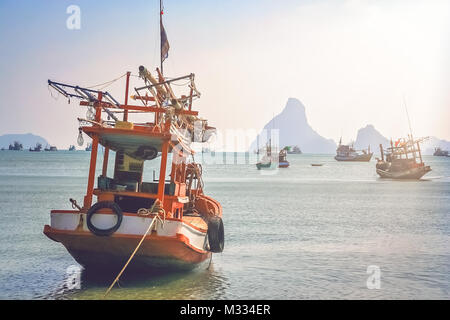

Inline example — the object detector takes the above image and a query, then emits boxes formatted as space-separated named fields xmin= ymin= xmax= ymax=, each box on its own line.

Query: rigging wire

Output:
xmin=48 ymin=85 xmax=60 ymax=100
xmin=85 ymin=73 xmax=127 ymax=89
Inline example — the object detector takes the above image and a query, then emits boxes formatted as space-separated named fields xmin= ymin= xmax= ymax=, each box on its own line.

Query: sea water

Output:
xmin=0 ymin=151 xmax=448 ymax=299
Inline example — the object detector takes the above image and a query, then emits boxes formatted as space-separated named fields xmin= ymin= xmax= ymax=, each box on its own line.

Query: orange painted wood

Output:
xmin=83 ymin=94 xmax=102 ymax=208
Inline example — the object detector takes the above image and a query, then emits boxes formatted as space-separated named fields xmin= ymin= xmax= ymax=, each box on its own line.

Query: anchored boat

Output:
xmin=433 ymin=147 xmax=449 ymax=157
xmin=376 ymin=136 xmax=431 ymax=179
xmin=44 ymin=68 xmax=223 ymax=271
xmin=278 ymin=148 xmax=290 ymax=168
xmin=286 ymin=145 xmax=302 ymax=154
xmin=335 ymin=138 xmax=372 ymax=162
xmin=44 ymin=145 xmax=57 ymax=151
xmin=43 ymin=5 xmax=223 ymax=272
xmin=256 ymin=139 xmax=288 ymax=169
xmin=29 ymin=143 xmax=42 ymax=152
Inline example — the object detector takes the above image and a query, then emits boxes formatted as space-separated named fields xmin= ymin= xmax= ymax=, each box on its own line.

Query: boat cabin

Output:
xmin=48 ymin=66 xmax=218 ymax=223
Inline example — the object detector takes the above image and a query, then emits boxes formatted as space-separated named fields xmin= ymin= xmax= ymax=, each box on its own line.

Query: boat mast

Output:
xmin=403 ymin=96 xmax=413 ymax=141
xmin=160 ymin=0 xmax=164 ymax=75
xmin=403 ymin=95 xmax=419 ymax=162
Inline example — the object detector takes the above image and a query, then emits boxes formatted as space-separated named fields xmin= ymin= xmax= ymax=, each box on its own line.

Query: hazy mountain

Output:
xmin=354 ymin=125 xmax=390 ymax=154
xmin=0 ymin=133 xmax=49 ymax=149
xmin=250 ymin=98 xmax=336 ymax=154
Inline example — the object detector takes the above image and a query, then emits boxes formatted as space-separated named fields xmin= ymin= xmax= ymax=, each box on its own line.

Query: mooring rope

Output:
xmin=104 ymin=201 xmax=165 ymax=298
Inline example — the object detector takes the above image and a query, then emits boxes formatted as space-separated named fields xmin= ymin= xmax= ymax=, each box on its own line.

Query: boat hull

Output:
xmin=335 ymin=153 xmax=373 ymax=162
xmin=44 ymin=226 xmax=209 ymax=271
xmin=256 ymin=162 xmax=272 ymax=169
xmin=278 ymin=161 xmax=289 ymax=168
xmin=376 ymin=166 xmax=431 ymax=179
xmin=43 ymin=211 xmax=210 ymax=271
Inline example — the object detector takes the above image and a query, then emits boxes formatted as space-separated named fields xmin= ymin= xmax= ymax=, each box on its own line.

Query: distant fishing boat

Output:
xmin=44 ymin=145 xmax=57 ymax=151
xmin=256 ymin=142 xmax=289 ymax=169
xmin=8 ymin=141 xmax=23 ymax=151
xmin=44 ymin=2 xmax=223 ymax=276
xmin=256 ymin=139 xmax=275 ymax=169
xmin=433 ymin=147 xmax=448 ymax=157
xmin=85 ymin=143 xmax=92 ymax=151
xmin=69 ymin=145 xmax=76 ymax=151
xmin=29 ymin=143 xmax=42 ymax=152
xmin=377 ymin=98 xmax=432 ymax=179
xmin=311 ymin=163 xmax=323 ymax=167
xmin=335 ymin=138 xmax=372 ymax=162
xmin=376 ymin=136 xmax=431 ymax=179
xmin=286 ymin=145 xmax=302 ymax=154
xmin=278 ymin=148 xmax=290 ymax=168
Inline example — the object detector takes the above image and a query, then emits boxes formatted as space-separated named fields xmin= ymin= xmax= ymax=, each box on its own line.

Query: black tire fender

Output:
xmin=86 ymin=201 xmax=123 ymax=237
xmin=207 ymin=216 xmax=224 ymax=253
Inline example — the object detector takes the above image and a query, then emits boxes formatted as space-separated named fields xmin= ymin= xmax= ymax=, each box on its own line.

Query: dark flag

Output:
xmin=160 ymin=21 xmax=170 ymax=63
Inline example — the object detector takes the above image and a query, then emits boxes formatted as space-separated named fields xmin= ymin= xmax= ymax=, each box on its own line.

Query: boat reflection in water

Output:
xmin=46 ymin=264 xmax=229 ymax=300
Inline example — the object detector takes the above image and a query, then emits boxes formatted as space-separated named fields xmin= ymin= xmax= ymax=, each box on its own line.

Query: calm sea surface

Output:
xmin=0 ymin=150 xmax=449 ymax=299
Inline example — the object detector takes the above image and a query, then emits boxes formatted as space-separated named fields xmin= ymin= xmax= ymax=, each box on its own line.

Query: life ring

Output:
xmin=86 ymin=201 xmax=123 ymax=237
xmin=207 ymin=216 xmax=224 ymax=253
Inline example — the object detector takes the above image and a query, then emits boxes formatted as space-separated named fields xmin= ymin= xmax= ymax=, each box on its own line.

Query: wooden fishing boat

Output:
xmin=433 ymin=147 xmax=449 ymax=157
xmin=44 ymin=4 xmax=223 ymax=272
xmin=44 ymin=145 xmax=57 ymax=151
xmin=9 ymin=141 xmax=23 ymax=151
xmin=335 ymin=138 xmax=372 ymax=162
xmin=29 ymin=143 xmax=42 ymax=152
xmin=376 ymin=136 xmax=431 ymax=179
xmin=256 ymin=139 xmax=280 ymax=169
xmin=286 ymin=145 xmax=302 ymax=154
xmin=278 ymin=148 xmax=289 ymax=168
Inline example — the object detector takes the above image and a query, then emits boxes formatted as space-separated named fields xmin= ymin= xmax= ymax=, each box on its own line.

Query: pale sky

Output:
xmin=0 ymin=0 xmax=449 ymax=149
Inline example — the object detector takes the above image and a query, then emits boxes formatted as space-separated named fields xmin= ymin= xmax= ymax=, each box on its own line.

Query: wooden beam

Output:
xmin=157 ymin=141 xmax=170 ymax=203
xmin=102 ymin=147 xmax=109 ymax=176
xmin=83 ymin=93 xmax=102 ymax=209
xmin=79 ymin=101 xmax=198 ymax=116
xmin=123 ymin=72 xmax=131 ymax=121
